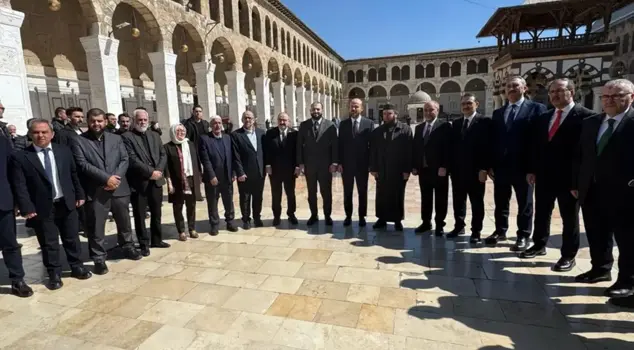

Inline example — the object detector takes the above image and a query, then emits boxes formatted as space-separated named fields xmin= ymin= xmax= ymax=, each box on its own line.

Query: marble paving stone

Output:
xmin=157 ymin=251 xmax=192 ymax=264
xmin=256 ymin=246 xmax=298 ymax=260
xmin=224 ymin=256 xmax=266 ymax=273
xmin=346 ymin=284 xmax=381 ymax=305
xmin=186 ymin=331 xmax=251 ymax=350
xmin=171 ymin=266 xmax=230 ymax=284
xmin=289 ymin=249 xmax=333 ymax=264
xmin=334 ymin=267 xmax=401 ymax=288
xmin=132 ymin=278 xmax=198 ymax=300
xmin=296 ymin=279 xmax=351 ymax=301
xmin=314 ymin=299 xmax=362 ymax=327
xmin=110 ymin=295 xmax=161 ymax=319
xmin=216 ymin=271 xmax=269 ymax=288
xmin=138 ymin=299 xmax=205 ymax=327
xmin=259 ymin=275 xmax=305 ymax=294
xmin=225 ymin=313 xmax=285 ymax=342
xmin=222 ymin=288 xmax=279 ymax=314
xmin=393 ymin=309 xmax=483 ymax=347
xmin=185 ymin=306 xmax=242 ymax=334
xmin=211 ymin=243 xmax=266 ymax=257
xmin=5 ymin=332 xmax=86 ymax=350
xmin=179 ymin=283 xmax=239 ymax=306
xmin=450 ymin=296 xmax=505 ymax=321
xmin=271 ymin=318 xmax=332 ymax=350
xmin=146 ymin=263 xmax=186 ymax=277
xmin=253 ymin=236 xmax=295 ymax=247
xmin=182 ymin=253 xmax=236 ymax=268
xmin=266 ymin=294 xmax=323 ymax=321
xmin=294 ymin=263 xmax=339 ymax=281
xmin=378 ymin=287 xmax=417 ymax=309
xmin=257 ymin=260 xmax=304 ymax=276
xmin=137 ymin=324 xmax=196 ymax=350
xmin=498 ymin=299 xmax=569 ymax=329
xmin=125 ymin=261 xmax=164 ymax=276
xmin=327 ymin=251 xmax=382 ymax=269
xmin=357 ymin=304 xmax=395 ymax=334
xmin=76 ymin=290 xmax=134 ymax=314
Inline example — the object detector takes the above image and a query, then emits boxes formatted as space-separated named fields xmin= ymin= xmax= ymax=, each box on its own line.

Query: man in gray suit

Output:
xmin=296 ymin=101 xmax=339 ymax=226
xmin=71 ymin=108 xmax=141 ymax=275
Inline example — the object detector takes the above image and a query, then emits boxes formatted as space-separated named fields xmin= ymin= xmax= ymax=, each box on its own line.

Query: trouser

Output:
xmin=342 ymin=169 xmax=369 ymax=218
xmin=270 ymin=174 xmax=296 ymax=218
xmin=205 ymin=181 xmax=235 ymax=230
xmin=85 ymin=194 xmax=134 ymax=262
xmin=533 ymin=182 xmax=580 ymax=258
xmin=451 ymin=172 xmax=485 ymax=234
xmin=493 ymin=170 xmax=534 ymax=237
xmin=173 ymin=177 xmax=197 ymax=233
xmin=0 ymin=210 xmax=25 ymax=281
xmin=238 ymin=176 xmax=265 ymax=222
xmin=31 ymin=199 xmax=83 ymax=275
xmin=306 ymin=169 xmax=332 ymax=218
xmin=131 ymin=184 xmax=163 ymax=246
xmin=419 ymin=168 xmax=449 ymax=230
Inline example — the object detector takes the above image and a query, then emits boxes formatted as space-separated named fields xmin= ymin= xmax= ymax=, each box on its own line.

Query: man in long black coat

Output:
xmin=370 ymin=104 xmax=412 ymax=231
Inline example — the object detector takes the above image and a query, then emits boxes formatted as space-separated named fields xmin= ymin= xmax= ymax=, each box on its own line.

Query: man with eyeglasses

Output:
xmin=522 ymin=78 xmax=594 ymax=272
xmin=572 ymin=79 xmax=634 ymax=307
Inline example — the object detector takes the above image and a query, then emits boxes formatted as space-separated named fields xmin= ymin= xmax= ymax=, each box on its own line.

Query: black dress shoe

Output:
xmin=469 ymin=235 xmax=482 ymax=244
xmin=11 ymin=280 xmax=33 ymax=298
xmin=553 ymin=258 xmax=575 ymax=272
xmin=394 ymin=221 xmax=404 ymax=231
xmin=575 ymin=270 xmax=612 ymax=284
xmin=254 ymin=219 xmax=264 ymax=228
xmin=210 ymin=229 xmax=219 ymax=236
xmin=343 ymin=217 xmax=352 ymax=227
xmin=151 ymin=241 xmax=171 ymax=248
xmin=359 ymin=217 xmax=366 ymax=227
xmin=288 ymin=216 xmax=298 ymax=225
xmin=435 ymin=229 xmax=444 ymax=237
xmin=71 ymin=266 xmax=93 ymax=280
xmin=484 ymin=232 xmax=507 ymax=245
xmin=306 ymin=217 xmax=319 ymax=226
xmin=243 ymin=221 xmax=252 ymax=230
xmin=325 ymin=217 xmax=333 ymax=226
xmin=415 ymin=223 xmax=432 ymax=234
xmin=94 ymin=261 xmax=109 ymax=275
xmin=510 ymin=237 xmax=529 ymax=252
xmin=447 ymin=228 xmax=465 ymax=238
xmin=373 ymin=220 xmax=387 ymax=229
xmin=140 ymin=245 xmax=151 ymax=257
xmin=272 ymin=217 xmax=281 ymax=226
xmin=609 ymin=295 xmax=634 ymax=309
xmin=520 ymin=245 xmax=546 ymax=259
xmin=47 ymin=274 xmax=63 ymax=290
xmin=605 ymin=282 xmax=634 ymax=298
xmin=125 ymin=247 xmax=142 ymax=261
xmin=226 ymin=223 xmax=238 ymax=232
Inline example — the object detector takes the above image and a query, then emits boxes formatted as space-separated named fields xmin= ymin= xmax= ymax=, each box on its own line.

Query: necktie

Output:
xmin=461 ymin=118 xmax=469 ymax=136
xmin=423 ymin=123 xmax=431 ymax=138
xmin=42 ymin=148 xmax=55 ymax=197
xmin=506 ymin=104 xmax=517 ymax=130
xmin=548 ymin=110 xmax=563 ymax=141
xmin=353 ymin=119 xmax=358 ymax=137
xmin=281 ymin=130 xmax=286 ymax=142
xmin=597 ymin=118 xmax=616 ymax=156
xmin=313 ymin=121 xmax=319 ymax=138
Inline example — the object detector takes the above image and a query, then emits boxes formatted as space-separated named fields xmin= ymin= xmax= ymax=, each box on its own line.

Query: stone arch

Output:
xmin=267 ymin=57 xmax=280 ymax=82
xmin=425 ymin=64 xmax=435 ymax=78
xmin=312 ymin=76 xmax=318 ymax=91
xmin=272 ymin=22 xmax=278 ymax=50
xmin=251 ymin=6 xmax=262 ymax=43
xmin=464 ymin=78 xmax=487 ymax=114
xmin=238 ymin=0 xmax=250 ymax=37
xmin=348 ymin=87 xmax=366 ymax=99
xmin=282 ymin=63 xmax=293 ymax=85
xmin=478 ymin=58 xmax=489 ymax=73
xmin=211 ymin=37 xmax=237 ymax=89
xmin=319 ymin=80 xmax=325 ymax=94
xmin=439 ymin=80 xmax=462 ymax=115
xmin=304 ymin=72 xmax=311 ymax=89
xmin=347 ymin=70 xmax=355 ymax=83
xmin=440 ymin=62 xmax=450 ymax=77
xmin=368 ymin=68 xmax=378 ymax=82
xmin=523 ymin=67 xmax=554 ymax=105
xmin=264 ymin=16 xmax=271 ymax=47
xmin=355 ymin=69 xmax=363 ymax=83
xmin=173 ymin=22 xmax=205 ymax=87
xmin=451 ymin=61 xmax=461 ymax=77
xmin=522 ymin=66 xmax=556 ymax=82
xmin=440 ymin=80 xmax=462 ymax=93
xmin=417 ymin=82 xmax=437 ymax=95
xmin=467 ymin=60 xmax=477 ymax=75
xmin=294 ymin=68 xmax=303 ymax=87
xmin=392 ymin=66 xmax=401 ymax=81
xmin=223 ymin=0 xmax=233 ymax=29
xmin=390 ymin=84 xmax=409 ymax=96
xmin=369 ymin=85 xmax=388 ymax=97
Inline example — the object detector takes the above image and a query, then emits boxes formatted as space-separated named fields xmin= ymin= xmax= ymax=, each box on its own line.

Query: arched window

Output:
xmin=451 ymin=62 xmax=461 ymax=77
xmin=347 ymin=71 xmax=355 ymax=83
xmin=355 ymin=69 xmax=364 ymax=83
xmin=401 ymin=65 xmax=410 ymax=80
xmin=426 ymin=64 xmax=435 ymax=78
xmin=440 ymin=63 xmax=450 ymax=77
xmin=238 ymin=0 xmax=250 ymax=37
xmin=391 ymin=66 xmax=401 ymax=80
xmin=264 ymin=17 xmax=271 ymax=47
xmin=378 ymin=67 xmax=386 ymax=81
xmin=368 ymin=68 xmax=377 ymax=82
xmin=624 ymin=34 xmax=630 ymax=54
xmin=467 ymin=60 xmax=477 ymax=75
xmin=251 ymin=7 xmax=261 ymax=42
xmin=415 ymin=64 xmax=424 ymax=79
xmin=477 ymin=59 xmax=489 ymax=73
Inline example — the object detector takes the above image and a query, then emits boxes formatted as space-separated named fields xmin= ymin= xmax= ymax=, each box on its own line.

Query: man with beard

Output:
xmin=72 ymin=108 xmax=141 ymax=274
xmin=105 ymin=113 xmax=118 ymax=133
xmin=53 ymin=107 xmax=84 ymax=146
xmin=232 ymin=111 xmax=266 ymax=229
xmin=183 ymin=105 xmax=210 ymax=150
xmin=116 ymin=113 xmax=131 ymax=135
xmin=199 ymin=116 xmax=238 ymax=234
xmin=264 ymin=112 xmax=299 ymax=226
xmin=296 ymin=102 xmax=339 ymax=226
xmin=51 ymin=107 xmax=67 ymax=133
xmin=122 ymin=109 xmax=168 ymax=255
xmin=370 ymin=103 xmax=412 ymax=231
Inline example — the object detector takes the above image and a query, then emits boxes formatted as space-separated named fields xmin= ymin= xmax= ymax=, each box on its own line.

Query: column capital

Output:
xmin=80 ymin=35 xmax=119 ymax=54
xmin=0 ymin=7 xmax=25 ymax=27
xmin=148 ymin=51 xmax=177 ymax=66
xmin=192 ymin=61 xmax=216 ymax=74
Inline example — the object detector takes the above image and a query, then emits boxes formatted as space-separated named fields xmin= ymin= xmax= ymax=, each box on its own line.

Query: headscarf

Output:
xmin=169 ymin=124 xmax=193 ymax=179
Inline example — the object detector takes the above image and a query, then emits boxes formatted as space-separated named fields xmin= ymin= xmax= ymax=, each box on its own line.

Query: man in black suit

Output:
xmin=115 ymin=113 xmax=131 ymax=135
xmin=264 ymin=112 xmax=299 ymax=226
xmin=72 ymin=108 xmax=141 ymax=274
xmin=232 ymin=111 xmax=266 ymax=229
xmin=412 ymin=101 xmax=451 ymax=236
xmin=105 ymin=113 xmax=118 ymax=133
xmin=183 ymin=105 xmax=210 ymax=150
xmin=522 ymin=78 xmax=595 ymax=271
xmin=572 ymin=79 xmax=634 ymax=301
xmin=10 ymin=119 xmax=91 ymax=290
xmin=0 ymin=135 xmax=32 ymax=297
xmin=51 ymin=106 xmax=67 ymax=133
xmin=297 ymin=102 xmax=339 ymax=226
xmin=338 ymin=98 xmax=374 ymax=227
xmin=199 ymin=116 xmax=238 ymax=234
xmin=122 ymin=109 xmax=169 ymax=255
xmin=486 ymin=76 xmax=548 ymax=251
xmin=53 ymin=107 xmax=84 ymax=146
xmin=449 ymin=94 xmax=491 ymax=243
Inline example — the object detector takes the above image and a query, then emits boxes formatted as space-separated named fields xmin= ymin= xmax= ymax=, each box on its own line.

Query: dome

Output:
xmin=408 ymin=90 xmax=432 ymax=105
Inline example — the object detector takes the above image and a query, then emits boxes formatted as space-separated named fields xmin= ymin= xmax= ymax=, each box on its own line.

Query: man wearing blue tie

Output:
xmin=485 ymin=76 xmax=547 ymax=251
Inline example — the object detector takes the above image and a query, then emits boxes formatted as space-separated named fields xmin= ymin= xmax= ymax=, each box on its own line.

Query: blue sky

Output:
xmin=282 ymin=0 xmax=525 ymax=59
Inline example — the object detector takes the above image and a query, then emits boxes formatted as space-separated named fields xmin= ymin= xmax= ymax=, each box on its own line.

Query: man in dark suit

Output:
xmin=51 ymin=107 xmax=67 ymax=133
xmin=72 ymin=108 xmax=141 ymax=274
xmin=10 ymin=119 xmax=91 ymax=290
xmin=122 ymin=109 xmax=168 ymax=255
xmin=297 ymin=101 xmax=339 ymax=226
xmin=572 ymin=79 xmax=634 ymax=302
xmin=53 ymin=107 xmax=84 ymax=146
xmin=264 ymin=112 xmax=299 ymax=226
xmin=232 ymin=111 xmax=266 ymax=229
xmin=115 ymin=113 xmax=131 ymax=135
xmin=183 ymin=105 xmax=210 ymax=150
xmin=199 ymin=116 xmax=238 ymax=234
xmin=522 ymin=78 xmax=594 ymax=271
xmin=412 ymin=101 xmax=451 ymax=236
xmin=0 ymin=135 xmax=33 ymax=297
xmin=449 ymin=94 xmax=491 ymax=243
xmin=105 ymin=113 xmax=118 ymax=133
xmin=485 ymin=76 xmax=548 ymax=251
xmin=338 ymin=98 xmax=374 ymax=227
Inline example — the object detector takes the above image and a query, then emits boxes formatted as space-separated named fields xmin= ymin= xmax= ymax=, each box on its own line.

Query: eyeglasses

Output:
xmin=600 ymin=93 xmax=631 ymax=100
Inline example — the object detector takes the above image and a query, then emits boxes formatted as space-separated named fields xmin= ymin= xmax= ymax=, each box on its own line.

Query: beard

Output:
xmin=311 ymin=113 xmax=322 ymax=120
xmin=135 ymin=124 xmax=148 ymax=133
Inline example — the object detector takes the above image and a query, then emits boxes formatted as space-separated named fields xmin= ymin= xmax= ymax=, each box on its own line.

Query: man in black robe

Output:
xmin=370 ymin=104 xmax=413 ymax=231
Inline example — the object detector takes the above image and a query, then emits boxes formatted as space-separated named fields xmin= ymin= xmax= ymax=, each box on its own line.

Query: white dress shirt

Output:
xmin=597 ymin=107 xmax=629 ymax=142
xmin=244 ymin=127 xmax=257 ymax=151
xmin=279 ymin=127 xmax=288 ymax=141
xmin=33 ymin=144 xmax=64 ymax=200
xmin=463 ymin=111 xmax=477 ymax=128
xmin=423 ymin=117 xmax=438 ymax=135
xmin=350 ymin=116 xmax=361 ymax=133
xmin=549 ymin=102 xmax=575 ymax=130
xmin=504 ymin=97 xmax=525 ymax=123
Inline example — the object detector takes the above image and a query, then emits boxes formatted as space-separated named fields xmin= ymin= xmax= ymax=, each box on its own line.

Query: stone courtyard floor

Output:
xmin=0 ymin=177 xmax=632 ymax=349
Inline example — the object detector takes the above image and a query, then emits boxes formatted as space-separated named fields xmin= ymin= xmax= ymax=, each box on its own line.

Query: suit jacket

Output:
xmin=573 ymin=108 xmax=634 ymax=205
xmin=231 ymin=128 xmax=265 ymax=180
xmin=338 ymin=116 xmax=374 ymax=174
xmin=413 ymin=119 xmax=451 ymax=172
xmin=0 ymin=121 xmax=9 ymax=138
xmin=122 ymin=129 xmax=167 ymax=191
xmin=491 ymin=99 xmax=547 ymax=172
xmin=164 ymin=141 xmax=203 ymax=202
xmin=10 ymin=144 xmax=84 ymax=218
xmin=53 ymin=125 xmax=82 ymax=146
xmin=199 ymin=133 xmax=237 ymax=183
xmin=264 ymin=127 xmax=297 ymax=177
xmin=183 ymin=117 xmax=210 ymax=147
xmin=296 ymin=118 xmax=339 ymax=173
xmin=528 ymin=104 xmax=594 ymax=189
xmin=0 ymin=136 xmax=14 ymax=212
xmin=10 ymin=135 xmax=29 ymax=151
xmin=71 ymin=131 xmax=131 ymax=199
xmin=450 ymin=114 xmax=492 ymax=176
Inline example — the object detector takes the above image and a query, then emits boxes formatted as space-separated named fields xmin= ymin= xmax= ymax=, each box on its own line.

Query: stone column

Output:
xmin=324 ymin=95 xmax=332 ymax=118
xmin=272 ymin=81 xmax=284 ymax=123
xmin=305 ymin=89 xmax=313 ymax=117
xmin=295 ymin=86 xmax=306 ymax=121
xmin=148 ymin=51 xmax=179 ymax=141
xmin=254 ymin=76 xmax=271 ymax=128
xmin=285 ymin=84 xmax=296 ymax=126
xmin=192 ymin=61 xmax=217 ymax=118
xmin=314 ymin=92 xmax=322 ymax=105
xmin=592 ymin=86 xmax=602 ymax=113
xmin=0 ymin=8 xmax=33 ymax=134
xmin=226 ymin=70 xmax=246 ymax=130
xmin=80 ymin=35 xmax=123 ymax=115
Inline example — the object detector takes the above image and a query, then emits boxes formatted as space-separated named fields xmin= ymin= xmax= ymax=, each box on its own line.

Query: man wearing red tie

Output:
xmin=522 ymin=79 xmax=594 ymax=272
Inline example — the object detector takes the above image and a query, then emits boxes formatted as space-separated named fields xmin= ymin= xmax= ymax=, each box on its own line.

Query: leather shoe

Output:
xmin=575 ymin=270 xmax=612 ymax=284
xmin=254 ymin=219 xmax=264 ymax=227
xmin=343 ymin=217 xmax=352 ymax=227
xmin=609 ymin=295 xmax=634 ymax=309
xmin=469 ymin=234 xmax=482 ymax=244
xmin=484 ymin=232 xmax=507 ymax=245
xmin=288 ymin=216 xmax=298 ymax=225
xmin=140 ymin=245 xmax=151 ymax=257
xmin=94 ymin=261 xmax=109 ymax=275
xmin=447 ymin=228 xmax=465 ymax=238
xmin=125 ymin=247 xmax=142 ymax=260
xmin=510 ymin=237 xmax=529 ymax=252
xmin=226 ymin=222 xmax=238 ymax=232
xmin=359 ymin=217 xmax=366 ymax=227
xmin=71 ymin=266 xmax=92 ymax=280
xmin=210 ymin=229 xmax=219 ymax=236
xmin=373 ymin=220 xmax=387 ymax=229
xmin=325 ymin=217 xmax=333 ymax=226
xmin=435 ymin=229 xmax=444 ymax=237
xmin=306 ymin=217 xmax=319 ymax=226
xmin=11 ymin=280 xmax=33 ymax=298
xmin=243 ymin=221 xmax=252 ymax=230
xmin=605 ymin=282 xmax=634 ymax=298
xmin=47 ymin=274 xmax=63 ymax=290
xmin=553 ymin=258 xmax=575 ymax=272
xmin=151 ymin=241 xmax=171 ymax=248
xmin=520 ymin=245 xmax=546 ymax=259
xmin=273 ymin=217 xmax=281 ymax=226
xmin=394 ymin=221 xmax=404 ymax=231
xmin=415 ymin=223 xmax=432 ymax=234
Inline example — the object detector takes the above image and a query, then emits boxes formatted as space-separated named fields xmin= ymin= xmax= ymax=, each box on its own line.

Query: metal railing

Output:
xmin=498 ymin=32 xmax=608 ymax=57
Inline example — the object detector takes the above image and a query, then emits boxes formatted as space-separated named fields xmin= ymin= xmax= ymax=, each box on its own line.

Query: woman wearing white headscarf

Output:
xmin=164 ymin=124 xmax=202 ymax=241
